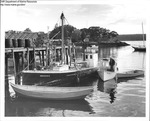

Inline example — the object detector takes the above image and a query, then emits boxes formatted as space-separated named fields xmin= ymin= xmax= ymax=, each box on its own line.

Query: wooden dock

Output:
xmin=5 ymin=45 xmax=75 ymax=98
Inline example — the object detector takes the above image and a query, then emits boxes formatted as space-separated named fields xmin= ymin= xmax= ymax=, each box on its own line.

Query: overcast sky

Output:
xmin=1 ymin=1 xmax=149 ymax=34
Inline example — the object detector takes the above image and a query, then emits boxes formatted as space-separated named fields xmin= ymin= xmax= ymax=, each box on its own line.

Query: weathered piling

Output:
xmin=27 ymin=48 xmax=30 ymax=70
xmin=15 ymin=52 xmax=21 ymax=84
xmin=29 ymin=50 xmax=34 ymax=70
xmin=5 ymin=53 xmax=10 ymax=98
xmin=12 ymin=49 xmax=17 ymax=83
xmin=72 ymin=43 xmax=76 ymax=62
xmin=42 ymin=50 xmax=45 ymax=66
xmin=38 ymin=51 xmax=42 ymax=65
xmin=33 ymin=48 xmax=36 ymax=69
xmin=46 ymin=47 xmax=48 ymax=68
xmin=5 ymin=54 xmax=9 ymax=86
xmin=22 ymin=51 xmax=25 ymax=70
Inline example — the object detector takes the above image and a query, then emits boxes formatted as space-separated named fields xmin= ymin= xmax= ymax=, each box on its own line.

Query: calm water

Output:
xmin=5 ymin=41 xmax=146 ymax=117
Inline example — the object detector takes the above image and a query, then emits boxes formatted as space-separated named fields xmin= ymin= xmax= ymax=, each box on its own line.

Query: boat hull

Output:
xmin=22 ymin=67 xmax=98 ymax=85
xmin=133 ymin=46 xmax=146 ymax=52
xmin=10 ymin=83 xmax=93 ymax=100
xmin=98 ymin=70 xmax=116 ymax=81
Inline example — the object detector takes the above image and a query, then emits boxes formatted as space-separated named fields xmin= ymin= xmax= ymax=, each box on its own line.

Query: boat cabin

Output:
xmin=84 ymin=52 xmax=98 ymax=67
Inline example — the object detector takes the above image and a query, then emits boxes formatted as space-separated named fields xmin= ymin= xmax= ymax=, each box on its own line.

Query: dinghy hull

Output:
xmin=10 ymin=83 xmax=94 ymax=100
xmin=117 ymin=70 xmax=144 ymax=78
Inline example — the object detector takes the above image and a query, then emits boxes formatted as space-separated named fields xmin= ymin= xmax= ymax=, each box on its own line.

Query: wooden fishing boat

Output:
xmin=10 ymin=82 xmax=94 ymax=100
xmin=22 ymin=13 xmax=98 ymax=85
xmin=97 ymin=58 xmax=117 ymax=81
xmin=22 ymin=67 xmax=98 ymax=85
xmin=117 ymin=70 xmax=144 ymax=79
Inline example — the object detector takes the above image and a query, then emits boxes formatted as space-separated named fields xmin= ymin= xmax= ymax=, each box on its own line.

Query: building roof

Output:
xmin=5 ymin=31 xmax=38 ymax=40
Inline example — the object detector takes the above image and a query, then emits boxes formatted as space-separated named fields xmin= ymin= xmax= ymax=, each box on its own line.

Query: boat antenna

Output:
xmin=142 ymin=22 xmax=145 ymax=45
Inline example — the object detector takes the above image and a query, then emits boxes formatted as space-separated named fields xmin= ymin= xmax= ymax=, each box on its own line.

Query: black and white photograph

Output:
xmin=0 ymin=0 xmax=149 ymax=120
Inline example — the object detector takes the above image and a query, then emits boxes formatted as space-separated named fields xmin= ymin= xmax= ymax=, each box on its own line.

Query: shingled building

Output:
xmin=5 ymin=30 xmax=47 ymax=48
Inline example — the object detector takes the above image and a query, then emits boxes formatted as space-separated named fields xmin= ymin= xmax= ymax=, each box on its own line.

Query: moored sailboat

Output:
xmin=132 ymin=22 xmax=146 ymax=52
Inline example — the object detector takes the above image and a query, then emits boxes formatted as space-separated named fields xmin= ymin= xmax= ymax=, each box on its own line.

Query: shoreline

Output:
xmin=75 ymin=41 xmax=129 ymax=47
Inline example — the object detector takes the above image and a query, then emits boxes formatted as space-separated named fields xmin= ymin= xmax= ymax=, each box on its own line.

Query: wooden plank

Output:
xmin=12 ymin=49 xmax=17 ymax=83
xmin=5 ymin=47 xmax=65 ymax=53
xmin=5 ymin=47 xmax=46 ymax=53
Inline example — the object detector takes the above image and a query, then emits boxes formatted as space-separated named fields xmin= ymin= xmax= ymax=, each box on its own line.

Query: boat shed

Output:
xmin=5 ymin=31 xmax=41 ymax=48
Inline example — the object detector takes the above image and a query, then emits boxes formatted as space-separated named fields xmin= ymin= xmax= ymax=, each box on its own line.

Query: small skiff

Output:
xmin=117 ymin=70 xmax=144 ymax=79
xmin=10 ymin=83 xmax=94 ymax=100
xmin=97 ymin=58 xmax=117 ymax=81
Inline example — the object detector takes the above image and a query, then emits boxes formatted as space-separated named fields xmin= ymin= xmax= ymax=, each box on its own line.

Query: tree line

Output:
xmin=49 ymin=25 xmax=119 ymax=43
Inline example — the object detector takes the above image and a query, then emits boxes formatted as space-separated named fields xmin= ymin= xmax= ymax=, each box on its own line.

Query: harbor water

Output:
xmin=5 ymin=41 xmax=146 ymax=117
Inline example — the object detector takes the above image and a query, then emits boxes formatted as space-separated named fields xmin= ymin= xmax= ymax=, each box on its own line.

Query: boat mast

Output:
xmin=142 ymin=22 xmax=145 ymax=45
xmin=61 ymin=12 xmax=65 ymax=64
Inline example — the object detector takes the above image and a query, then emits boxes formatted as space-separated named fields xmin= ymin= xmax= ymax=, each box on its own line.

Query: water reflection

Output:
xmin=98 ymin=46 xmax=119 ymax=58
xmin=5 ymin=97 xmax=93 ymax=116
xmin=98 ymin=79 xmax=117 ymax=104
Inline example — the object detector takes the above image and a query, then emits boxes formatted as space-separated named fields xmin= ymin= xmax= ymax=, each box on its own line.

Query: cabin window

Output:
xmin=90 ymin=55 xmax=92 ymax=59
xmin=85 ymin=55 xmax=88 ymax=59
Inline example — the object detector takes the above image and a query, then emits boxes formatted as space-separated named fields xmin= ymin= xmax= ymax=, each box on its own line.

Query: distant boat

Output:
xmin=132 ymin=23 xmax=146 ymax=52
xmin=97 ymin=58 xmax=117 ymax=81
xmin=10 ymin=82 xmax=94 ymax=100
xmin=132 ymin=45 xmax=146 ymax=52
xmin=117 ymin=70 xmax=144 ymax=79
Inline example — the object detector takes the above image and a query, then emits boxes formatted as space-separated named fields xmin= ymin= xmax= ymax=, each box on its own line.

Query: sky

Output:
xmin=1 ymin=1 xmax=149 ymax=35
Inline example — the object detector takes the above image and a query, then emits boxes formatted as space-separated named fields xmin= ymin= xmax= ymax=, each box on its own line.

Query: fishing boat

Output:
xmin=97 ymin=58 xmax=117 ymax=81
xmin=22 ymin=13 xmax=98 ymax=85
xmin=132 ymin=23 xmax=146 ymax=52
xmin=10 ymin=82 xmax=94 ymax=100
xmin=117 ymin=70 xmax=144 ymax=79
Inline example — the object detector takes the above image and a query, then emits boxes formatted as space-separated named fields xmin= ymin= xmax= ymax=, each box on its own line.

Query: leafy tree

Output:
xmin=24 ymin=28 xmax=32 ymax=32
xmin=80 ymin=28 xmax=89 ymax=41
xmin=35 ymin=33 xmax=46 ymax=47
xmin=80 ymin=26 xmax=118 ymax=43
xmin=49 ymin=25 xmax=80 ymax=43
xmin=71 ymin=29 xmax=81 ymax=42
xmin=49 ymin=25 xmax=74 ymax=38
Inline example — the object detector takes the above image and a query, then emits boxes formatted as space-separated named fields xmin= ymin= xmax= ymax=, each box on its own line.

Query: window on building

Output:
xmin=90 ymin=55 xmax=92 ymax=59
xmin=85 ymin=55 xmax=88 ymax=59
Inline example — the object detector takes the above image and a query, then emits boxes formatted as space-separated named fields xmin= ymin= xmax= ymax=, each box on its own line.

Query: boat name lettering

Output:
xmin=40 ymin=75 xmax=50 ymax=77
xmin=67 ymin=73 xmax=76 ymax=76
